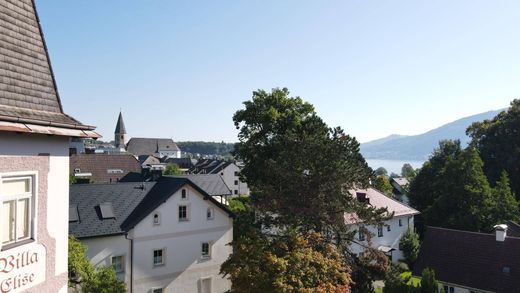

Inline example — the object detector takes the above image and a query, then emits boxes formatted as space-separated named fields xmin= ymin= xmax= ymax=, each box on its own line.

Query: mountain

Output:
xmin=360 ymin=110 xmax=503 ymax=161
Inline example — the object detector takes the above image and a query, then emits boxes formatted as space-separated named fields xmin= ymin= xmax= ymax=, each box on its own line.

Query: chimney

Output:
xmin=356 ymin=192 xmax=369 ymax=204
xmin=494 ymin=224 xmax=508 ymax=242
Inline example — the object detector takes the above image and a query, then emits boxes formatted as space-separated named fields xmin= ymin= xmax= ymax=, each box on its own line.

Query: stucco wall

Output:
xmin=221 ymin=164 xmax=249 ymax=196
xmin=131 ymin=184 xmax=233 ymax=293
xmin=0 ymin=132 xmax=69 ymax=293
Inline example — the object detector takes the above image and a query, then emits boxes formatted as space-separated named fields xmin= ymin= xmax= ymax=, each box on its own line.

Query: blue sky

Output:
xmin=36 ymin=1 xmax=518 ymax=143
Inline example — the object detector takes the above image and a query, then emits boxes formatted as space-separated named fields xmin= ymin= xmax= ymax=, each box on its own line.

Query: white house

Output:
xmin=0 ymin=1 xmax=99 ymax=292
xmin=69 ymin=177 xmax=234 ymax=293
xmin=346 ymin=188 xmax=419 ymax=263
xmin=190 ymin=160 xmax=250 ymax=196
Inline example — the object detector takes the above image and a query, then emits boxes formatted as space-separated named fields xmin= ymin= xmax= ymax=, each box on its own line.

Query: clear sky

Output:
xmin=36 ymin=1 xmax=518 ymax=143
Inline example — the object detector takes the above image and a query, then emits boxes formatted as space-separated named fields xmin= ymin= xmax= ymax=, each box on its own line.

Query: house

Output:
xmin=167 ymin=174 xmax=232 ymax=205
xmin=127 ymin=138 xmax=182 ymax=159
xmin=163 ymin=158 xmax=198 ymax=172
xmin=70 ymin=154 xmax=142 ymax=183
xmin=389 ymin=177 xmax=410 ymax=205
xmin=190 ymin=160 xmax=250 ymax=196
xmin=0 ymin=1 xmax=99 ymax=292
xmin=346 ymin=188 xmax=419 ymax=263
xmin=413 ymin=225 xmax=520 ymax=293
xmin=69 ymin=177 xmax=234 ymax=293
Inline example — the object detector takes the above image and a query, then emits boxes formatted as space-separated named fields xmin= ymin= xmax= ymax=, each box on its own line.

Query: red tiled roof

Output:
xmin=70 ymin=154 xmax=141 ymax=184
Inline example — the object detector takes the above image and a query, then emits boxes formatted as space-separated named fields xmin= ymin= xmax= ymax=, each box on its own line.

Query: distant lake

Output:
xmin=366 ymin=159 xmax=425 ymax=175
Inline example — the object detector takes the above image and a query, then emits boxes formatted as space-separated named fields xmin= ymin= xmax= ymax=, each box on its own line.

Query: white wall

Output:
xmin=220 ymin=164 xmax=249 ymax=196
xmin=350 ymin=215 xmax=414 ymax=263
xmin=82 ymin=235 xmax=131 ymax=285
xmin=130 ymin=183 xmax=233 ymax=293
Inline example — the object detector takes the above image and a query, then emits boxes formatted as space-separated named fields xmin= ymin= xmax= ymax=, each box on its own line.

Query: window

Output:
xmin=179 ymin=205 xmax=189 ymax=221
xmin=358 ymin=230 xmax=365 ymax=241
xmin=201 ymin=242 xmax=211 ymax=258
xmin=234 ymin=190 xmax=238 ymax=195
xmin=398 ymin=219 xmax=402 ymax=226
xmin=153 ymin=249 xmax=164 ymax=266
xmin=181 ymin=188 xmax=188 ymax=199
xmin=153 ymin=213 xmax=160 ymax=225
xmin=443 ymin=286 xmax=454 ymax=293
xmin=207 ymin=208 xmax=214 ymax=220
xmin=377 ymin=225 xmax=383 ymax=237
xmin=234 ymin=180 xmax=238 ymax=186
xmin=1 ymin=176 xmax=33 ymax=248
xmin=111 ymin=255 xmax=124 ymax=273
xmin=387 ymin=225 xmax=391 ymax=232
xmin=234 ymin=171 xmax=239 ymax=176
xmin=152 ymin=288 xmax=163 ymax=293
xmin=200 ymin=277 xmax=212 ymax=293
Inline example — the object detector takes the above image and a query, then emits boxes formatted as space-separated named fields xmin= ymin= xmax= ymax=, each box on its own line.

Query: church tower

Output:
xmin=114 ymin=111 xmax=127 ymax=151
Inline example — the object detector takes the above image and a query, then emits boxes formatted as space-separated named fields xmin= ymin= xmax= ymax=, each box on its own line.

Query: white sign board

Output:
xmin=0 ymin=244 xmax=46 ymax=293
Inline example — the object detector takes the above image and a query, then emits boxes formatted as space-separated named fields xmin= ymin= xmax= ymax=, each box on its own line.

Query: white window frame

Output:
xmin=206 ymin=207 xmax=214 ymax=220
xmin=153 ymin=212 xmax=161 ymax=226
xmin=0 ymin=172 xmax=37 ymax=250
xmin=111 ymin=255 xmax=125 ymax=273
xmin=200 ymin=277 xmax=212 ymax=293
xmin=201 ymin=242 xmax=212 ymax=259
xmin=178 ymin=204 xmax=190 ymax=222
xmin=153 ymin=248 xmax=166 ymax=266
xmin=181 ymin=188 xmax=188 ymax=200
xmin=151 ymin=287 xmax=164 ymax=293
xmin=377 ymin=225 xmax=384 ymax=237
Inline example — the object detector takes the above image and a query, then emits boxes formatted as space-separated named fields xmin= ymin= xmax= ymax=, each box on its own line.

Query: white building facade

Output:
xmin=71 ymin=178 xmax=233 ymax=293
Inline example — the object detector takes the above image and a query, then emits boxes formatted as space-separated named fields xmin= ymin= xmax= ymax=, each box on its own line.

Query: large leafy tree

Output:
xmin=467 ymin=99 xmax=520 ymax=199
xmin=489 ymin=171 xmax=520 ymax=224
xmin=225 ymin=88 xmax=389 ymax=292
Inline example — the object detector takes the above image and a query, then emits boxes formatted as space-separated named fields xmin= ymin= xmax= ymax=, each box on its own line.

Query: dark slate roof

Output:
xmin=190 ymin=159 xmax=234 ymax=174
xmin=121 ymin=177 xmax=234 ymax=231
xmin=413 ymin=226 xmax=520 ymax=293
xmin=0 ymin=0 xmax=95 ymax=131
xmin=69 ymin=182 xmax=156 ymax=239
xmin=127 ymin=138 xmax=181 ymax=156
xmin=138 ymin=155 xmax=161 ymax=166
xmin=166 ymin=174 xmax=231 ymax=196
xmin=114 ymin=112 xmax=126 ymax=134
xmin=163 ymin=157 xmax=197 ymax=169
xmin=70 ymin=154 xmax=142 ymax=183
xmin=507 ymin=221 xmax=520 ymax=237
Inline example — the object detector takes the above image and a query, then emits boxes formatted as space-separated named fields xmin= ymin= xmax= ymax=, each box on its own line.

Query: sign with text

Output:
xmin=0 ymin=244 xmax=46 ymax=293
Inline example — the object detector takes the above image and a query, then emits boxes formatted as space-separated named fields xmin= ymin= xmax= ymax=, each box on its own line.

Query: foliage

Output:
xmin=389 ymin=172 xmax=400 ymax=179
xmin=177 ymin=141 xmax=235 ymax=157
xmin=399 ymin=229 xmax=420 ymax=266
xmin=68 ymin=236 xmax=126 ymax=293
xmin=419 ymin=268 xmax=438 ymax=293
xmin=467 ymin=99 xmax=520 ymax=199
xmin=349 ymin=246 xmax=390 ymax=293
xmin=373 ymin=175 xmax=393 ymax=197
xmin=69 ymin=173 xmax=77 ymax=184
xmin=401 ymin=164 xmax=417 ymax=180
xmin=221 ymin=230 xmax=351 ymax=293
xmin=489 ymin=171 xmax=520 ymax=224
xmin=383 ymin=265 xmax=415 ymax=293
xmin=374 ymin=167 xmax=388 ymax=177
xmin=226 ymin=88 xmax=391 ymax=292
xmin=163 ymin=163 xmax=182 ymax=175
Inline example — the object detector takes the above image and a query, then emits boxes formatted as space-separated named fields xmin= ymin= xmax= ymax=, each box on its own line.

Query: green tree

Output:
xmin=373 ymin=175 xmax=393 ymax=196
xmin=374 ymin=167 xmax=388 ymax=177
xmin=163 ymin=163 xmax=182 ymax=175
xmin=420 ymin=268 xmax=438 ymax=293
xmin=467 ymin=100 xmax=520 ymax=199
xmin=490 ymin=171 xmax=520 ymax=224
xmin=401 ymin=164 xmax=416 ymax=180
xmin=68 ymin=236 xmax=126 ymax=293
xmin=226 ymin=88 xmax=390 ymax=292
xmin=399 ymin=229 xmax=420 ymax=266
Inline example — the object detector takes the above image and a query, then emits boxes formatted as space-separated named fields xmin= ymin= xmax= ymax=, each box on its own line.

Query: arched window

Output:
xmin=153 ymin=213 xmax=160 ymax=225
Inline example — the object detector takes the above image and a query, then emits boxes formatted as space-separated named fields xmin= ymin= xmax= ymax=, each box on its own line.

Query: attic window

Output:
xmin=69 ymin=205 xmax=79 ymax=222
xmin=153 ymin=213 xmax=160 ymax=225
xmin=181 ymin=189 xmax=188 ymax=199
xmin=99 ymin=202 xmax=115 ymax=219
xmin=74 ymin=168 xmax=81 ymax=174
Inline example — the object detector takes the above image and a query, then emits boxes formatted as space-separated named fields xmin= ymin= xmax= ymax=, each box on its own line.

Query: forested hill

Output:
xmin=176 ymin=141 xmax=235 ymax=156
xmin=360 ymin=109 xmax=503 ymax=161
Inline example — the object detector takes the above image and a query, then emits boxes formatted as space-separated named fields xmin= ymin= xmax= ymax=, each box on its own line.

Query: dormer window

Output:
xmin=181 ymin=188 xmax=188 ymax=200
xmin=153 ymin=213 xmax=160 ymax=225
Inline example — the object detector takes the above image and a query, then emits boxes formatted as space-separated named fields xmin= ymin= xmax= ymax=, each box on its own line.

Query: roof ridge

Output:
xmin=426 ymin=225 xmax=520 ymax=240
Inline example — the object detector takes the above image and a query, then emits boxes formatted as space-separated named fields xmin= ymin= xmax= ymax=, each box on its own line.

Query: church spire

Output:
xmin=114 ymin=111 xmax=127 ymax=151
xmin=115 ymin=111 xmax=126 ymax=134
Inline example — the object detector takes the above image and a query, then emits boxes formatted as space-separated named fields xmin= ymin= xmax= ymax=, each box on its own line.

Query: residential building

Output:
xmin=190 ymin=160 xmax=250 ymax=196
xmin=70 ymin=154 xmax=142 ymax=183
xmin=346 ymin=188 xmax=419 ymax=263
xmin=0 ymin=1 xmax=98 ymax=292
xmin=167 ymin=174 xmax=232 ymax=205
xmin=163 ymin=158 xmax=198 ymax=172
xmin=413 ymin=225 xmax=520 ymax=293
xmin=127 ymin=138 xmax=182 ymax=159
xmin=389 ymin=177 xmax=410 ymax=205
xmin=69 ymin=177 xmax=234 ymax=292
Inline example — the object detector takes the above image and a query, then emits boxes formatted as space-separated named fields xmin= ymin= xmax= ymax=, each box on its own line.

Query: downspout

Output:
xmin=125 ymin=233 xmax=134 ymax=293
